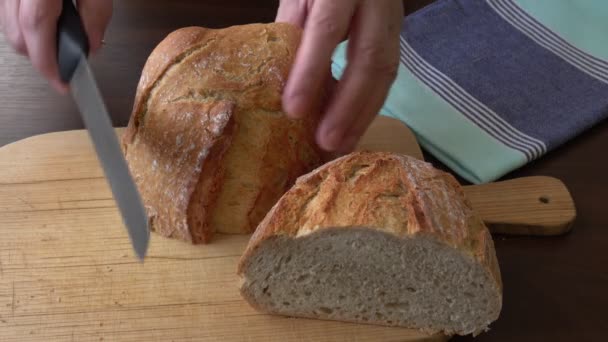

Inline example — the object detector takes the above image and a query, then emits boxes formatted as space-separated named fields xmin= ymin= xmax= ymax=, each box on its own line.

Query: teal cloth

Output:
xmin=331 ymin=0 xmax=608 ymax=184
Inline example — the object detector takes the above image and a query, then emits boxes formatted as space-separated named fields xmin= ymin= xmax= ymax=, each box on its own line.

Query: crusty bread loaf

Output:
xmin=237 ymin=152 xmax=502 ymax=336
xmin=121 ymin=23 xmax=322 ymax=243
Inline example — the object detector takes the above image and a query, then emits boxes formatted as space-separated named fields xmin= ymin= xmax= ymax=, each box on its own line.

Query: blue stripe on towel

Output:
xmin=403 ymin=0 xmax=608 ymax=149
xmin=489 ymin=0 xmax=608 ymax=83
xmin=513 ymin=0 xmax=608 ymax=61
xmin=400 ymin=36 xmax=544 ymax=161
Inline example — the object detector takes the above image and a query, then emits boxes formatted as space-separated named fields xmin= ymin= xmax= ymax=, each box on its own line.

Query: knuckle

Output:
xmin=310 ymin=12 xmax=342 ymax=39
xmin=356 ymin=43 xmax=399 ymax=79
xmin=19 ymin=5 xmax=48 ymax=31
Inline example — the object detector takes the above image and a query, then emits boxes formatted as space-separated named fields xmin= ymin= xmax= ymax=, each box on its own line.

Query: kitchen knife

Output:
xmin=57 ymin=0 xmax=149 ymax=260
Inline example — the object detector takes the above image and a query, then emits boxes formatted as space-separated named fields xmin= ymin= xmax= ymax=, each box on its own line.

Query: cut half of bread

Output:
xmin=237 ymin=152 xmax=502 ymax=336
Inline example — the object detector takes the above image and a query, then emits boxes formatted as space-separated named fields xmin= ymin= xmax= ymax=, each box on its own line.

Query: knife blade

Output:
xmin=57 ymin=0 xmax=149 ymax=260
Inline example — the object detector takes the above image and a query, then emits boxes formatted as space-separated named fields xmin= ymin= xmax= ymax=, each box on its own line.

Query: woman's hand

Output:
xmin=0 ymin=0 xmax=113 ymax=93
xmin=277 ymin=0 xmax=402 ymax=152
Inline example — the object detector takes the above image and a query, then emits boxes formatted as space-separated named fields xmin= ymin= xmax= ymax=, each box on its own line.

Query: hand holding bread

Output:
xmin=276 ymin=0 xmax=403 ymax=152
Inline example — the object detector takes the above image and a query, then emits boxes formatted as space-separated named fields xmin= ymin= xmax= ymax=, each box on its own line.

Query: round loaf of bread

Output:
xmin=238 ymin=151 xmax=502 ymax=336
xmin=122 ymin=23 xmax=322 ymax=243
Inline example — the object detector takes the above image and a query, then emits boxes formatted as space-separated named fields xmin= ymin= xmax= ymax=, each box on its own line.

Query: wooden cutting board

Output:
xmin=0 ymin=116 xmax=574 ymax=341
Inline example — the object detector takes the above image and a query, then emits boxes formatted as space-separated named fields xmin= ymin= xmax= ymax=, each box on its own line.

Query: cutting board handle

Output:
xmin=338 ymin=116 xmax=577 ymax=237
xmin=464 ymin=176 xmax=576 ymax=236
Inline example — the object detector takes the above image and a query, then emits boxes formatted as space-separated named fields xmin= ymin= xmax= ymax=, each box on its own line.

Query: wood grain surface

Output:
xmin=0 ymin=116 xmax=450 ymax=342
xmin=464 ymin=177 xmax=575 ymax=236
xmin=0 ymin=114 xmax=578 ymax=341
xmin=0 ymin=1 xmax=606 ymax=341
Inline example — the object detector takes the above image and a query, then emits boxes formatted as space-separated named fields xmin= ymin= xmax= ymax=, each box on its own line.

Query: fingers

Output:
xmin=1 ymin=0 xmax=112 ymax=93
xmin=1 ymin=0 xmax=27 ymax=55
xmin=316 ymin=0 xmax=402 ymax=152
xmin=77 ymin=0 xmax=113 ymax=53
xmin=19 ymin=0 xmax=66 ymax=93
xmin=275 ymin=0 xmax=308 ymax=28
xmin=282 ymin=0 xmax=357 ymax=120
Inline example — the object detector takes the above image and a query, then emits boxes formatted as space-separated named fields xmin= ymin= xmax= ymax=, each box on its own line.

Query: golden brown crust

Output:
xmin=122 ymin=27 xmax=212 ymax=148
xmin=124 ymin=100 xmax=234 ymax=243
xmin=186 ymin=106 xmax=236 ymax=243
xmin=238 ymin=151 xmax=502 ymax=292
xmin=122 ymin=23 xmax=321 ymax=243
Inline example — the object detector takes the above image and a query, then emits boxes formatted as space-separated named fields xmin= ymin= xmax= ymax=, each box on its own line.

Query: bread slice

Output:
xmin=237 ymin=152 xmax=502 ymax=336
xmin=121 ymin=23 xmax=322 ymax=243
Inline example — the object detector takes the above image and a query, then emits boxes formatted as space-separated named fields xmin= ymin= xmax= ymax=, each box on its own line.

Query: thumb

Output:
xmin=275 ymin=0 xmax=309 ymax=28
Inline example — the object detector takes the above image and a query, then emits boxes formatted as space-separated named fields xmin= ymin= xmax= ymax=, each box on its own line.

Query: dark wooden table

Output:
xmin=0 ymin=1 xmax=605 ymax=341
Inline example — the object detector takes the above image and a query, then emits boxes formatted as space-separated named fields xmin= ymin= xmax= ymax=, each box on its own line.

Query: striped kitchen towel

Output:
xmin=331 ymin=0 xmax=608 ymax=184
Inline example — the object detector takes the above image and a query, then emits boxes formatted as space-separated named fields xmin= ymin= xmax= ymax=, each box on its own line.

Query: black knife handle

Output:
xmin=57 ymin=0 xmax=89 ymax=83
